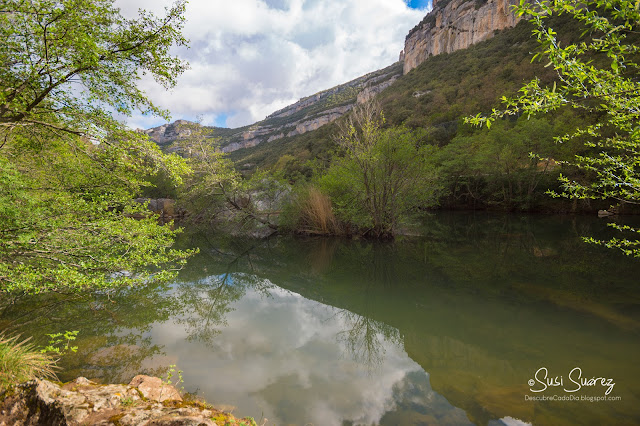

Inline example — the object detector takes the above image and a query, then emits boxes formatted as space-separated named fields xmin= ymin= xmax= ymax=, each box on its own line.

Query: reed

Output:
xmin=297 ymin=187 xmax=340 ymax=235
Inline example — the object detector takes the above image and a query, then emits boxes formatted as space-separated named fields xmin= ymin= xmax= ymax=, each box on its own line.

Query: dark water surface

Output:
xmin=2 ymin=212 xmax=640 ymax=425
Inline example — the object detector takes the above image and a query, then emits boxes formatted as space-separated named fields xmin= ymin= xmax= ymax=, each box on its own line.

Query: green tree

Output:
xmin=0 ymin=0 xmax=194 ymax=294
xmin=322 ymin=102 xmax=440 ymax=238
xmin=470 ymin=0 xmax=640 ymax=256
xmin=0 ymin=0 xmax=188 ymax=138
xmin=438 ymin=115 xmax=574 ymax=210
xmin=175 ymin=122 xmax=281 ymax=232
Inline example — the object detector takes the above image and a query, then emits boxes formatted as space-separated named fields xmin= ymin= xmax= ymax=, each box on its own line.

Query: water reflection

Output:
xmin=2 ymin=212 xmax=640 ymax=425
xmin=174 ymin=274 xmax=249 ymax=346
xmin=0 ymin=284 xmax=179 ymax=382
xmin=151 ymin=285 xmax=468 ymax=425
xmin=336 ymin=309 xmax=401 ymax=371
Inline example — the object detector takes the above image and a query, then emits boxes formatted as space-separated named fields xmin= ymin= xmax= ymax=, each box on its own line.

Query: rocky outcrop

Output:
xmin=143 ymin=120 xmax=195 ymax=146
xmin=267 ymin=92 xmax=331 ymax=120
xmin=134 ymin=198 xmax=183 ymax=218
xmin=285 ymin=105 xmax=354 ymax=138
xmin=0 ymin=376 xmax=256 ymax=426
xmin=356 ymin=75 xmax=399 ymax=104
xmin=218 ymin=63 xmax=402 ymax=152
xmin=146 ymin=63 xmax=403 ymax=154
xmin=221 ymin=138 xmax=261 ymax=153
xmin=402 ymin=0 xmax=521 ymax=74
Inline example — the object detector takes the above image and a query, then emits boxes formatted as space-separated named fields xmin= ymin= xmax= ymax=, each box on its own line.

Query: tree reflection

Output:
xmin=336 ymin=309 xmax=402 ymax=371
xmin=0 ymin=284 xmax=178 ymax=383
xmin=173 ymin=272 xmax=273 ymax=346
xmin=174 ymin=273 xmax=241 ymax=345
xmin=0 ymin=236 xmax=280 ymax=381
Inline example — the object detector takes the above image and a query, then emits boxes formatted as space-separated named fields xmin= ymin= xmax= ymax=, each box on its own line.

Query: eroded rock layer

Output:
xmin=402 ymin=0 xmax=521 ymax=74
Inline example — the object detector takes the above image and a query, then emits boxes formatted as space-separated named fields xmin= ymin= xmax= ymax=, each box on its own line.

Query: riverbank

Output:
xmin=0 ymin=375 xmax=260 ymax=426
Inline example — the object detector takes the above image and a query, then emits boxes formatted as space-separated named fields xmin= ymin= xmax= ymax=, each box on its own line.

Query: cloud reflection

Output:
xmin=151 ymin=282 xmax=469 ymax=425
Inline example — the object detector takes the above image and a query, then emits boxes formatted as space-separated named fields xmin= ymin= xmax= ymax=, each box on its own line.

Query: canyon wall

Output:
xmin=145 ymin=63 xmax=402 ymax=153
xmin=402 ymin=0 xmax=521 ymax=74
xmin=146 ymin=1 xmax=522 ymax=154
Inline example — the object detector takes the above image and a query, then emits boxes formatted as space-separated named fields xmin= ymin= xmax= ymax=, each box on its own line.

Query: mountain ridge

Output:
xmin=145 ymin=0 xmax=521 ymax=156
xmin=143 ymin=62 xmax=402 ymax=153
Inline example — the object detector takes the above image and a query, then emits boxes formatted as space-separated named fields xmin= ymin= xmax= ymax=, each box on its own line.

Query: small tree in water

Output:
xmin=322 ymin=101 xmax=440 ymax=239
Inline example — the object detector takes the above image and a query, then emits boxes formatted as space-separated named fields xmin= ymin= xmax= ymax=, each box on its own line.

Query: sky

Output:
xmin=114 ymin=0 xmax=432 ymax=130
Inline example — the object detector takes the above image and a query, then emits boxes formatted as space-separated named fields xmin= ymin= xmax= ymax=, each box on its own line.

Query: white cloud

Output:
xmin=115 ymin=0 xmax=427 ymax=129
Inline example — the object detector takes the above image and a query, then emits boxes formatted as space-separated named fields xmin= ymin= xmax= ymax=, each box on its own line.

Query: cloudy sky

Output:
xmin=115 ymin=0 xmax=432 ymax=129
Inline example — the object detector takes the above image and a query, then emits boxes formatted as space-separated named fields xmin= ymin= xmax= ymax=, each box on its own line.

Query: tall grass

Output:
xmin=0 ymin=334 xmax=57 ymax=390
xmin=288 ymin=187 xmax=341 ymax=235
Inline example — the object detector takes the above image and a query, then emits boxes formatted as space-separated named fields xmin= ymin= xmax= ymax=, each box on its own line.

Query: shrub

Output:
xmin=0 ymin=334 xmax=57 ymax=390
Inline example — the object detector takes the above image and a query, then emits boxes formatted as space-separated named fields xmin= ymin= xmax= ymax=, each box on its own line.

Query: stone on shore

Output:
xmin=0 ymin=376 xmax=255 ymax=426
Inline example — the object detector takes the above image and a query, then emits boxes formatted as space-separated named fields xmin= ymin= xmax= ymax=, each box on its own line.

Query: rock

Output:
xmin=157 ymin=199 xmax=176 ymax=217
xmin=129 ymin=375 xmax=182 ymax=403
xmin=134 ymin=198 xmax=180 ymax=218
xmin=149 ymin=199 xmax=159 ymax=212
xmin=142 ymin=414 xmax=217 ymax=425
xmin=0 ymin=377 xmax=246 ymax=426
xmin=148 ymin=64 xmax=403 ymax=156
xmin=403 ymin=0 xmax=522 ymax=74
xmin=356 ymin=76 xmax=399 ymax=104
xmin=143 ymin=120 xmax=195 ymax=146
xmin=72 ymin=377 xmax=93 ymax=386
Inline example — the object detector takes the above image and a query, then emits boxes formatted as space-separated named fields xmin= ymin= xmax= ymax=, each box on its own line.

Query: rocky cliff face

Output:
xmin=143 ymin=119 xmax=194 ymax=146
xmin=402 ymin=0 xmax=521 ymax=74
xmin=145 ymin=63 xmax=402 ymax=153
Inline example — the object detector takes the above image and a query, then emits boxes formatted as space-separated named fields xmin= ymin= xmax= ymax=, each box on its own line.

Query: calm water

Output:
xmin=2 ymin=212 xmax=640 ymax=425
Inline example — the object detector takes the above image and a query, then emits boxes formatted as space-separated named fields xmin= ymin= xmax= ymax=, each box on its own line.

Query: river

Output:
xmin=2 ymin=212 xmax=639 ymax=425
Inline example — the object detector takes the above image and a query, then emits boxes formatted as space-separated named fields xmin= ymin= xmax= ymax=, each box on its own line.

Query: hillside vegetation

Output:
xmin=229 ymin=16 xmax=599 ymax=213
xmin=159 ymin=4 xmax=638 ymax=240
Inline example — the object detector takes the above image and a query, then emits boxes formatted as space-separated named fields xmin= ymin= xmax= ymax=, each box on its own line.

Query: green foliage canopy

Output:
xmin=321 ymin=102 xmax=440 ymax=238
xmin=0 ymin=0 xmax=188 ymax=139
xmin=0 ymin=131 xmax=194 ymax=294
xmin=174 ymin=123 xmax=243 ymax=222
xmin=0 ymin=0 xmax=195 ymax=294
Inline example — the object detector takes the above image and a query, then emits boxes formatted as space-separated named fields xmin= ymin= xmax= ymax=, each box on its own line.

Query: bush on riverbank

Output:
xmin=280 ymin=186 xmax=342 ymax=235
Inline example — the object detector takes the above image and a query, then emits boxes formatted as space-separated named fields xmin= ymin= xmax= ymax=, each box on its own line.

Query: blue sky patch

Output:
xmin=214 ymin=113 xmax=229 ymax=128
xmin=407 ymin=0 xmax=431 ymax=10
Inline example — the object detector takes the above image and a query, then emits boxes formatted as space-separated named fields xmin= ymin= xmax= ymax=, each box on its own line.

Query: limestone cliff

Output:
xmin=145 ymin=63 xmax=402 ymax=153
xmin=218 ymin=62 xmax=401 ymax=152
xmin=143 ymin=119 xmax=194 ymax=146
xmin=402 ymin=0 xmax=521 ymax=74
